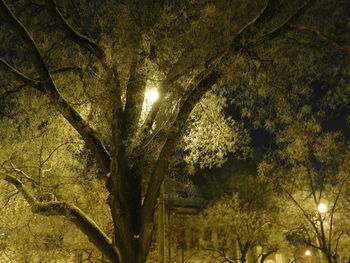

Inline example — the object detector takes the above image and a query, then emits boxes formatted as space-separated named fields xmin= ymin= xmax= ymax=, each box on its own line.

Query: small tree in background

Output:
xmin=196 ymin=175 xmax=286 ymax=263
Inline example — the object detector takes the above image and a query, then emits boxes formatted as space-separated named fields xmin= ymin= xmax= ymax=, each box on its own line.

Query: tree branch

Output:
xmin=50 ymin=66 xmax=82 ymax=75
xmin=236 ymin=0 xmax=279 ymax=38
xmin=10 ymin=162 xmax=38 ymax=185
xmin=328 ymin=172 xmax=350 ymax=252
xmin=1 ymin=173 xmax=119 ymax=263
xmin=0 ymin=0 xmax=111 ymax=175
xmin=290 ymin=25 xmax=350 ymax=52
xmin=230 ymin=0 xmax=281 ymax=51
xmin=260 ymin=248 xmax=278 ymax=263
xmin=260 ymin=0 xmax=315 ymax=42
xmin=252 ymin=0 xmax=279 ymax=28
xmin=44 ymin=0 xmax=104 ymax=59
xmin=212 ymin=248 xmax=236 ymax=263
xmin=283 ymin=187 xmax=321 ymax=240
xmin=0 ymin=84 xmax=28 ymax=100
xmin=122 ymin=44 xmax=147 ymax=145
xmin=334 ymin=230 xmax=345 ymax=255
xmin=0 ymin=58 xmax=41 ymax=90
xmin=0 ymin=65 xmax=81 ymax=100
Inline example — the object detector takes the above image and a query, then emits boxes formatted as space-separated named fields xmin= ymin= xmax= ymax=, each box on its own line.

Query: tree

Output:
xmin=197 ymin=175 xmax=285 ymax=263
xmin=259 ymin=129 xmax=350 ymax=263
xmin=0 ymin=0 xmax=348 ymax=262
xmin=0 ymin=126 xmax=109 ymax=262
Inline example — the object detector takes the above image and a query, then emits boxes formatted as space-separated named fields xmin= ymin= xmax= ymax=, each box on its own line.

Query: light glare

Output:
xmin=305 ymin=250 xmax=311 ymax=256
xmin=318 ymin=203 xmax=327 ymax=213
xmin=145 ymin=89 xmax=159 ymax=103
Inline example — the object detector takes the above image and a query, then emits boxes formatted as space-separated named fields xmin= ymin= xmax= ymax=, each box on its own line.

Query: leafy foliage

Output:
xmin=184 ymin=89 xmax=250 ymax=170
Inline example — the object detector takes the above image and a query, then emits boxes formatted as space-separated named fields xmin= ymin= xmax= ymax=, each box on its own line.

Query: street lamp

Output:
xmin=145 ymin=89 xmax=159 ymax=103
xmin=318 ymin=203 xmax=327 ymax=213
xmin=141 ymin=88 xmax=159 ymax=122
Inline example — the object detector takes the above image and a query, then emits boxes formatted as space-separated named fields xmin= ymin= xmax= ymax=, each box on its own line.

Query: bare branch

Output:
xmin=334 ymin=230 xmax=345 ymax=255
xmin=1 ymin=173 xmax=119 ymax=263
xmin=104 ymin=65 xmax=139 ymax=262
xmin=44 ymin=0 xmax=104 ymax=59
xmin=108 ymin=67 xmax=123 ymax=157
xmin=138 ymin=77 xmax=170 ymax=148
xmin=139 ymin=49 xmax=229 ymax=159
xmin=290 ymin=25 xmax=350 ymax=52
xmin=0 ymin=0 xmax=111 ymax=175
xmin=107 ymin=44 xmax=149 ymax=252
xmin=306 ymin=241 xmax=322 ymax=250
xmin=41 ymin=141 xmax=82 ymax=166
xmin=304 ymin=165 xmax=319 ymax=205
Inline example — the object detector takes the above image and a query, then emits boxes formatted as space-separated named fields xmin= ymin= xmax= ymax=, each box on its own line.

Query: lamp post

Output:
xmin=158 ymin=182 xmax=167 ymax=263
xmin=304 ymin=250 xmax=312 ymax=263
xmin=317 ymin=202 xmax=328 ymax=263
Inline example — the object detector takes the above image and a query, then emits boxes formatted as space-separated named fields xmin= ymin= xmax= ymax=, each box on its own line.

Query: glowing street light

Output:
xmin=318 ymin=203 xmax=327 ymax=213
xmin=305 ymin=250 xmax=311 ymax=256
xmin=145 ymin=89 xmax=159 ymax=103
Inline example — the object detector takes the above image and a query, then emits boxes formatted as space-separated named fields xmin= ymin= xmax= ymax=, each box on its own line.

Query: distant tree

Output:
xmin=0 ymin=0 xmax=349 ymax=262
xmin=259 ymin=131 xmax=350 ymax=263
xmin=196 ymin=176 xmax=286 ymax=263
